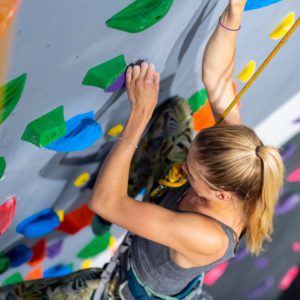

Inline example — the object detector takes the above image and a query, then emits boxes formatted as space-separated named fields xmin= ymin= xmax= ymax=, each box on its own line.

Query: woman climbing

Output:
xmin=88 ymin=0 xmax=284 ymax=298
xmin=0 ymin=0 xmax=284 ymax=299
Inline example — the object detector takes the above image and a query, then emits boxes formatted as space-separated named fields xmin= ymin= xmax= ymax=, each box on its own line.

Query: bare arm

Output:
xmin=202 ymin=1 xmax=247 ymax=125
xmin=88 ymin=63 xmax=226 ymax=261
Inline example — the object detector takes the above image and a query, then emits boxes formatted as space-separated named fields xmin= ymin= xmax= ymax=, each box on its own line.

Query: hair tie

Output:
xmin=218 ymin=17 xmax=241 ymax=32
xmin=255 ymin=146 xmax=261 ymax=156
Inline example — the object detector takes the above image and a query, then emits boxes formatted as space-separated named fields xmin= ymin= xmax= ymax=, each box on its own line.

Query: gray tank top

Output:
xmin=130 ymin=182 xmax=240 ymax=296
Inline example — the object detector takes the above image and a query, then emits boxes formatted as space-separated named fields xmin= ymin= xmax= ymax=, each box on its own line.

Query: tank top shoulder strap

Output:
xmin=192 ymin=211 xmax=238 ymax=243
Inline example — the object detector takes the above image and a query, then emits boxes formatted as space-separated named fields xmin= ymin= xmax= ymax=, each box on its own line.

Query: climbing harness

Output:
xmin=216 ymin=17 xmax=300 ymax=126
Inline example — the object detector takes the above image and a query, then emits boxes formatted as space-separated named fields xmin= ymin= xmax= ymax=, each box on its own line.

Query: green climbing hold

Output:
xmin=0 ymin=253 xmax=9 ymax=275
xmin=77 ymin=231 xmax=111 ymax=259
xmin=0 ymin=74 xmax=27 ymax=124
xmin=0 ymin=157 xmax=6 ymax=179
xmin=21 ymin=106 xmax=67 ymax=147
xmin=82 ymin=55 xmax=127 ymax=90
xmin=188 ymin=89 xmax=208 ymax=113
xmin=106 ymin=0 xmax=174 ymax=33
xmin=2 ymin=272 xmax=23 ymax=286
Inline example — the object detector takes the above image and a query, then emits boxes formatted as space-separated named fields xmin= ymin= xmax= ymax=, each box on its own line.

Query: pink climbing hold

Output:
xmin=203 ymin=261 xmax=229 ymax=286
xmin=0 ymin=197 xmax=16 ymax=235
xmin=292 ymin=242 xmax=300 ymax=252
xmin=287 ymin=168 xmax=300 ymax=182
xmin=279 ymin=266 xmax=299 ymax=290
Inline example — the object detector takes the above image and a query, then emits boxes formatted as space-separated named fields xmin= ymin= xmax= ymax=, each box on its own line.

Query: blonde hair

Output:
xmin=193 ymin=125 xmax=284 ymax=256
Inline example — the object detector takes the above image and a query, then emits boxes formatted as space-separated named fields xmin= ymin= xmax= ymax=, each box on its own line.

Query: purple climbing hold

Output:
xmin=246 ymin=277 xmax=274 ymax=299
xmin=231 ymin=246 xmax=249 ymax=263
xmin=280 ymin=143 xmax=296 ymax=161
xmin=46 ymin=239 xmax=63 ymax=259
xmin=104 ymin=72 xmax=125 ymax=93
xmin=255 ymin=257 xmax=269 ymax=269
xmin=275 ymin=194 xmax=300 ymax=215
xmin=293 ymin=117 xmax=300 ymax=124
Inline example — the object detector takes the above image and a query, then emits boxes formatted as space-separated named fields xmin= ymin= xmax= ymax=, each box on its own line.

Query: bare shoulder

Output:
xmin=90 ymin=194 xmax=229 ymax=265
xmin=172 ymin=212 xmax=230 ymax=264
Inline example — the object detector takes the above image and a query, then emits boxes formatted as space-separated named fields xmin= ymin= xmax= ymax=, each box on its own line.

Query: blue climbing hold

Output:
xmin=16 ymin=208 xmax=60 ymax=238
xmin=245 ymin=0 xmax=282 ymax=11
xmin=43 ymin=264 xmax=73 ymax=278
xmin=45 ymin=112 xmax=102 ymax=152
xmin=7 ymin=245 xmax=33 ymax=267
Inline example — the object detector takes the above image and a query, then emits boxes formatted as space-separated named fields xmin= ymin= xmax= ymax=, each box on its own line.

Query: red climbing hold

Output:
xmin=0 ymin=196 xmax=16 ymax=235
xmin=56 ymin=204 xmax=93 ymax=235
xmin=28 ymin=239 xmax=46 ymax=267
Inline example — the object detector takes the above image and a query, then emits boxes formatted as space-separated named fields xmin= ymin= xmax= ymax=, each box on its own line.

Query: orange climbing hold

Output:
xmin=193 ymin=101 xmax=215 ymax=132
xmin=25 ymin=266 xmax=43 ymax=281
xmin=0 ymin=196 xmax=16 ymax=235
xmin=56 ymin=204 xmax=94 ymax=235
xmin=0 ymin=0 xmax=21 ymax=36
xmin=28 ymin=239 xmax=46 ymax=267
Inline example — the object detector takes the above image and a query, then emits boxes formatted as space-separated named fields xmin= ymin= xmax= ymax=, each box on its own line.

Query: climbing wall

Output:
xmin=0 ymin=0 xmax=300 ymax=299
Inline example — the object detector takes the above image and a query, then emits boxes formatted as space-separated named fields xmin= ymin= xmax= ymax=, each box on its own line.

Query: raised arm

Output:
xmin=202 ymin=1 xmax=247 ymax=125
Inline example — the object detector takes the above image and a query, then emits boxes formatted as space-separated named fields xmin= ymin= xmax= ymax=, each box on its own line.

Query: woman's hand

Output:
xmin=126 ymin=62 xmax=160 ymax=118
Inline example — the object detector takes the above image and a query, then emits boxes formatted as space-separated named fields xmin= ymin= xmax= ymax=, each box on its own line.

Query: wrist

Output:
xmin=130 ymin=109 xmax=153 ymax=123
xmin=220 ymin=6 xmax=243 ymax=30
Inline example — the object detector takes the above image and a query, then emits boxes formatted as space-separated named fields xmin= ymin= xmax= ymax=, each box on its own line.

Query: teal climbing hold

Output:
xmin=188 ymin=89 xmax=208 ymax=113
xmin=21 ymin=106 xmax=67 ymax=147
xmin=106 ymin=0 xmax=174 ymax=33
xmin=91 ymin=214 xmax=112 ymax=236
xmin=77 ymin=231 xmax=111 ymax=259
xmin=0 ymin=74 xmax=27 ymax=124
xmin=0 ymin=156 xmax=6 ymax=179
xmin=82 ymin=55 xmax=127 ymax=90
xmin=0 ymin=253 xmax=9 ymax=275
xmin=2 ymin=272 xmax=23 ymax=286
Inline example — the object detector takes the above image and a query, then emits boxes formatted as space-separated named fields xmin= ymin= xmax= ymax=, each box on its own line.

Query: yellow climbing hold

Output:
xmin=109 ymin=235 xmax=117 ymax=248
xmin=159 ymin=163 xmax=187 ymax=188
xmin=81 ymin=259 xmax=93 ymax=269
xmin=237 ymin=60 xmax=256 ymax=82
xmin=56 ymin=210 xmax=64 ymax=222
xmin=74 ymin=172 xmax=91 ymax=187
xmin=107 ymin=124 xmax=123 ymax=137
xmin=269 ymin=12 xmax=295 ymax=40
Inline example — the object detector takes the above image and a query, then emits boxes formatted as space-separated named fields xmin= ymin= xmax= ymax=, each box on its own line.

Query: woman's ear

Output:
xmin=216 ymin=192 xmax=224 ymax=200
xmin=216 ymin=191 xmax=233 ymax=202
xmin=216 ymin=191 xmax=230 ymax=201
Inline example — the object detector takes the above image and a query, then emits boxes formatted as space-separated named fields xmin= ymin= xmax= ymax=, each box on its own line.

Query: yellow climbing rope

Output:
xmin=156 ymin=18 xmax=300 ymax=191
xmin=215 ymin=17 xmax=300 ymax=126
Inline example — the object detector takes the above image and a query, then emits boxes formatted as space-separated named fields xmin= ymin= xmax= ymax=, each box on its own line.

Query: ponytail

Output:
xmin=246 ymin=146 xmax=284 ymax=256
